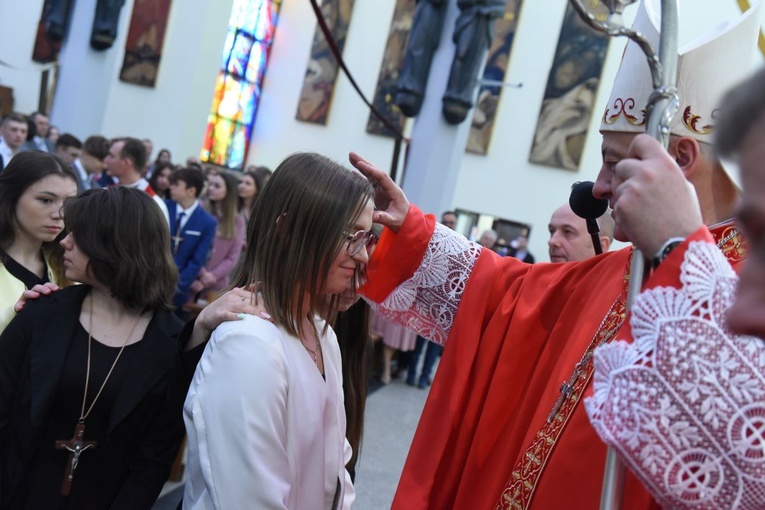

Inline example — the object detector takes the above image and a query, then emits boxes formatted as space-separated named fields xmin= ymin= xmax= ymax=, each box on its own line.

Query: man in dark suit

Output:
xmin=0 ymin=113 xmax=28 ymax=171
xmin=507 ymin=235 xmax=535 ymax=263
xmin=166 ymin=167 xmax=216 ymax=315
xmin=73 ymin=135 xmax=112 ymax=191
xmin=20 ymin=112 xmax=55 ymax=153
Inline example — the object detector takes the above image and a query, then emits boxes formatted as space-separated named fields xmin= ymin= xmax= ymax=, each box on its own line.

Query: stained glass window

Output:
xmin=201 ymin=0 xmax=281 ymax=169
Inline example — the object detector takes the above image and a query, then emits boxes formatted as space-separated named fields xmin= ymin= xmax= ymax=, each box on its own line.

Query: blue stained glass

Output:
xmin=255 ymin=3 xmax=273 ymax=42
xmin=220 ymin=30 xmax=236 ymax=69
xmin=202 ymin=0 xmax=281 ymax=169
xmin=239 ymin=83 xmax=258 ymax=121
xmin=229 ymin=0 xmax=247 ymax=28
xmin=241 ymin=1 xmax=262 ymax=34
xmin=227 ymin=33 xmax=254 ymax=77
xmin=245 ymin=42 xmax=265 ymax=82
xmin=229 ymin=123 xmax=248 ymax=168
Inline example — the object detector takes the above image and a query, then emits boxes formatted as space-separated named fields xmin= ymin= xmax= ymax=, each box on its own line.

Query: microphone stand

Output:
xmin=566 ymin=1 xmax=679 ymax=509
xmin=586 ymin=218 xmax=604 ymax=255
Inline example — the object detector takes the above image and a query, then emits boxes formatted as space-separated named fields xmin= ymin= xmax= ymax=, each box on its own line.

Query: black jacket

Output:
xmin=0 ymin=285 xmax=191 ymax=509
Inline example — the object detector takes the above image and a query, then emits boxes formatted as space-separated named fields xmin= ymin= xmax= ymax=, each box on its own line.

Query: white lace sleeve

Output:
xmin=369 ymin=223 xmax=481 ymax=346
xmin=585 ymin=241 xmax=765 ymax=510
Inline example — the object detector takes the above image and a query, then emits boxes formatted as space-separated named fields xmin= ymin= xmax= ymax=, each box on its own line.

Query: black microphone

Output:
xmin=569 ymin=181 xmax=609 ymax=255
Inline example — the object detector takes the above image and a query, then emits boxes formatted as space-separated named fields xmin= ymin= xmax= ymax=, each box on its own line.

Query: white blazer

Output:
xmin=183 ymin=314 xmax=354 ymax=509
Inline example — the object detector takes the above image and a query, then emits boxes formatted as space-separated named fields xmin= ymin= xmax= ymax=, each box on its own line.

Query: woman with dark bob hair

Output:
xmin=184 ymin=152 xmax=375 ymax=509
xmin=0 ymin=187 xmax=187 ymax=509
xmin=0 ymin=151 xmax=77 ymax=331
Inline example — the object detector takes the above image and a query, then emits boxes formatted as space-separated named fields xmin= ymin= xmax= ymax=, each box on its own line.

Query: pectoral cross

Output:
xmin=55 ymin=422 xmax=97 ymax=495
xmin=172 ymin=211 xmax=185 ymax=255
xmin=171 ymin=231 xmax=184 ymax=254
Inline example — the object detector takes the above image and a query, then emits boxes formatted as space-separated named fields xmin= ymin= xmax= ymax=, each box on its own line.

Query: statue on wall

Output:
xmin=43 ymin=0 xmax=127 ymax=51
xmin=395 ymin=0 xmax=505 ymax=125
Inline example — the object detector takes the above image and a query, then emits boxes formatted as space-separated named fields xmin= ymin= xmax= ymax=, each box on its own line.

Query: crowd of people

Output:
xmin=1 ymin=1 xmax=765 ymax=508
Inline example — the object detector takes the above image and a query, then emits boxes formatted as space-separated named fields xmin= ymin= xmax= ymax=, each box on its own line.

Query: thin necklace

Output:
xmin=80 ymin=296 xmax=142 ymax=421
xmin=54 ymin=294 xmax=143 ymax=495
xmin=302 ymin=332 xmax=321 ymax=367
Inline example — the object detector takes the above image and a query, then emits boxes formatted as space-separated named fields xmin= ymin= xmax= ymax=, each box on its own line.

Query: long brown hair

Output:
xmin=0 ymin=151 xmax=77 ymax=286
xmin=231 ymin=152 xmax=374 ymax=339
xmin=206 ymin=170 xmax=240 ymax=239
xmin=334 ymin=299 xmax=372 ymax=479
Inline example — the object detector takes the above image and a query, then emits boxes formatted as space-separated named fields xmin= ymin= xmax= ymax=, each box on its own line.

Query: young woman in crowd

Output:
xmin=0 ymin=187 xmax=190 ymax=508
xmin=154 ymin=149 xmax=171 ymax=165
xmin=184 ymin=152 xmax=375 ymax=509
xmin=147 ymin=161 xmax=174 ymax=200
xmin=189 ymin=171 xmax=246 ymax=302
xmin=0 ymin=152 xmax=77 ymax=331
xmin=237 ymin=166 xmax=270 ymax=223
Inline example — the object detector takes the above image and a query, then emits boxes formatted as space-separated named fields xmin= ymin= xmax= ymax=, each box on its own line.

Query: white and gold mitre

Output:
xmin=600 ymin=0 xmax=763 ymax=142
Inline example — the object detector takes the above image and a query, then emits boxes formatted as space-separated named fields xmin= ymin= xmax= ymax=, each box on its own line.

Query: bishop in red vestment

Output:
xmin=354 ymin=3 xmax=761 ymax=507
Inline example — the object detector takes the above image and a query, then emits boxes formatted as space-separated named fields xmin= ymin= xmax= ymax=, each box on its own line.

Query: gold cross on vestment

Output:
xmin=55 ymin=422 xmax=97 ymax=495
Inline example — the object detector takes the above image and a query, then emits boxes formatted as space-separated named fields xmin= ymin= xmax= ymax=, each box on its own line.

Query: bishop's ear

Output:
xmin=671 ymin=136 xmax=702 ymax=178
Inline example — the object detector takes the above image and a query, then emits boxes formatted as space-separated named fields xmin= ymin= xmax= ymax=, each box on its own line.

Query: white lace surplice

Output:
xmin=586 ymin=242 xmax=765 ymax=509
xmin=371 ymin=223 xmax=481 ymax=346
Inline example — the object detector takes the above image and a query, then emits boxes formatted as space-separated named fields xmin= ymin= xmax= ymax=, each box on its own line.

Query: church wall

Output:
xmin=248 ymin=0 xmax=761 ymax=260
xmin=246 ymin=0 xmax=404 ymax=175
xmin=98 ymin=0 xmax=234 ymax=160
xmin=1 ymin=0 xmax=231 ymax=164
xmin=2 ymin=1 xmax=761 ymax=261
xmin=0 ymin=0 xmax=49 ymax=114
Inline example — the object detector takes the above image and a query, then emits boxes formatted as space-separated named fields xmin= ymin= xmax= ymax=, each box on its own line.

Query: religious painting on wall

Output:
xmin=201 ymin=0 xmax=282 ymax=169
xmin=295 ymin=0 xmax=356 ymax=124
xmin=32 ymin=0 xmax=63 ymax=64
xmin=528 ymin=1 xmax=609 ymax=171
xmin=466 ymin=0 xmax=524 ymax=155
xmin=366 ymin=0 xmax=416 ymax=137
xmin=119 ymin=0 xmax=174 ymax=87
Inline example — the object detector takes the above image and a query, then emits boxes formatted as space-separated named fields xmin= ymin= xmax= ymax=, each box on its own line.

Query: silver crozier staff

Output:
xmin=566 ymin=0 xmax=680 ymax=509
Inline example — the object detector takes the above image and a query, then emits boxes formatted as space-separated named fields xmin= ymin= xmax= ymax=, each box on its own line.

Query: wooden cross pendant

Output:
xmin=55 ymin=422 xmax=97 ymax=495
xmin=171 ymin=231 xmax=184 ymax=254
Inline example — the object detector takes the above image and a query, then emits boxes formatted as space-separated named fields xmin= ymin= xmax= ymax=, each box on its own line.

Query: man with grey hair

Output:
xmin=477 ymin=229 xmax=497 ymax=249
xmin=585 ymin=65 xmax=765 ymax=510
xmin=349 ymin=2 xmax=762 ymax=508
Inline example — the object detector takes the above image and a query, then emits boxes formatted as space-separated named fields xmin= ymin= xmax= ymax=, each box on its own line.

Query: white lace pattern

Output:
xmin=370 ymin=223 xmax=481 ymax=345
xmin=586 ymin=241 xmax=765 ymax=509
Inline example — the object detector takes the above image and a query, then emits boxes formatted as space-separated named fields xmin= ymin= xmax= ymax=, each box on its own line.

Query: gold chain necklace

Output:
xmin=53 ymin=294 xmax=143 ymax=495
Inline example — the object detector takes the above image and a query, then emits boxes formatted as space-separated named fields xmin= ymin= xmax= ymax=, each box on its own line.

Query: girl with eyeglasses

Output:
xmin=184 ymin=152 xmax=375 ymax=509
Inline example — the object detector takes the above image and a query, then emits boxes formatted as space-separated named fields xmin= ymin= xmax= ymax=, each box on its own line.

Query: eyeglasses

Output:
xmin=343 ymin=229 xmax=378 ymax=256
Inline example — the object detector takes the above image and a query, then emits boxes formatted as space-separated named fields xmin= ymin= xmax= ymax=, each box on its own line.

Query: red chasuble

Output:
xmin=361 ymin=205 xmax=745 ymax=510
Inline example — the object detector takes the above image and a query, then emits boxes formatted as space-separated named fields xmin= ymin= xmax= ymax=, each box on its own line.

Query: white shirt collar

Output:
xmin=73 ymin=159 xmax=88 ymax=184
xmin=176 ymin=200 xmax=199 ymax=219
xmin=122 ymin=177 xmax=150 ymax=190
